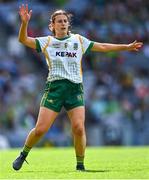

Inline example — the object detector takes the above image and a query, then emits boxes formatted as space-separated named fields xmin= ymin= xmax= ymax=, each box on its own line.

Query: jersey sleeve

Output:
xmin=79 ymin=35 xmax=94 ymax=54
xmin=35 ymin=36 xmax=50 ymax=53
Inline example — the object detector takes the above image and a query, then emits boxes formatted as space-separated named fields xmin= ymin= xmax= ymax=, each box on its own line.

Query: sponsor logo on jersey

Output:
xmin=73 ymin=43 xmax=78 ymax=50
xmin=52 ymin=43 xmax=61 ymax=48
xmin=56 ymin=51 xmax=77 ymax=58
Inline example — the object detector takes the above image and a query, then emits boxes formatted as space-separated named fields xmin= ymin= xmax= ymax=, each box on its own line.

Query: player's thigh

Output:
xmin=35 ymin=106 xmax=58 ymax=131
xmin=67 ymin=106 xmax=85 ymax=127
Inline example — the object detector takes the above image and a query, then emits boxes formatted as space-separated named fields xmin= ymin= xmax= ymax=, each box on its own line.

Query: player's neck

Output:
xmin=55 ymin=32 xmax=68 ymax=39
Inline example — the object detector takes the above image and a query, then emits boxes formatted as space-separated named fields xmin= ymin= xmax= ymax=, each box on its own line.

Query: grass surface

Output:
xmin=0 ymin=147 xmax=149 ymax=179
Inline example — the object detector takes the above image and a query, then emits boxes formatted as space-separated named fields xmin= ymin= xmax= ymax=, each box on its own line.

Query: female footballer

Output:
xmin=12 ymin=4 xmax=143 ymax=171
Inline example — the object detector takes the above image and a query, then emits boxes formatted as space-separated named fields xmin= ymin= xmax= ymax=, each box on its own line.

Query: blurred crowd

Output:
xmin=0 ymin=0 xmax=149 ymax=148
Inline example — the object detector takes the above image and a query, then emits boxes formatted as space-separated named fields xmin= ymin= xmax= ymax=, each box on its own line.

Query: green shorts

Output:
xmin=40 ymin=79 xmax=84 ymax=112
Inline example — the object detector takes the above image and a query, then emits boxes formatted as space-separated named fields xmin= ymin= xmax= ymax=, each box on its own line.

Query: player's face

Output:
xmin=52 ymin=14 xmax=69 ymax=36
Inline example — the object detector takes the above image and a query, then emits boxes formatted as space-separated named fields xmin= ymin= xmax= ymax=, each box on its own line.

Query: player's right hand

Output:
xmin=19 ymin=4 xmax=32 ymax=23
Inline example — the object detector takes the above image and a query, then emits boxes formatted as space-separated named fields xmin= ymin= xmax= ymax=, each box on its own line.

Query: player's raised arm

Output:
xmin=91 ymin=40 xmax=143 ymax=52
xmin=18 ymin=4 xmax=36 ymax=49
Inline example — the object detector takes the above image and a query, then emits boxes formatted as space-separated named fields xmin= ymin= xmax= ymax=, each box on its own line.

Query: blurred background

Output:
xmin=0 ymin=0 xmax=149 ymax=149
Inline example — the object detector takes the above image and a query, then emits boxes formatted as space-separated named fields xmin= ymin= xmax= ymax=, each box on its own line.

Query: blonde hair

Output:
xmin=49 ymin=10 xmax=72 ymax=36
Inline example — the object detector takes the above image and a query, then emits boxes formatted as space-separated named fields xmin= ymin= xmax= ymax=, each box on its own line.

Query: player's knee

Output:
xmin=72 ymin=124 xmax=85 ymax=136
xmin=35 ymin=127 xmax=47 ymax=137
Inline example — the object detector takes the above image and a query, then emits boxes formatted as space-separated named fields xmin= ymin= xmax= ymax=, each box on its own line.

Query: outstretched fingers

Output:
xmin=29 ymin=10 xmax=32 ymax=17
xmin=18 ymin=4 xmax=32 ymax=22
xmin=19 ymin=4 xmax=30 ymax=15
xmin=26 ymin=4 xmax=28 ymax=13
xmin=19 ymin=4 xmax=26 ymax=16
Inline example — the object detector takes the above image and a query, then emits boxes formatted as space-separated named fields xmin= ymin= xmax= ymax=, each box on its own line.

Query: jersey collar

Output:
xmin=55 ymin=35 xmax=71 ymax=41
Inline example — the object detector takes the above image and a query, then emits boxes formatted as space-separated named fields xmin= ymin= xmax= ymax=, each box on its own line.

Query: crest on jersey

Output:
xmin=64 ymin=43 xmax=68 ymax=49
xmin=73 ymin=43 xmax=78 ymax=50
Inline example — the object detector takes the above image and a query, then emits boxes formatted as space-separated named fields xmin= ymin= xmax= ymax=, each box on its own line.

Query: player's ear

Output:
xmin=49 ymin=23 xmax=54 ymax=31
xmin=48 ymin=23 xmax=55 ymax=36
xmin=48 ymin=24 xmax=52 ymax=31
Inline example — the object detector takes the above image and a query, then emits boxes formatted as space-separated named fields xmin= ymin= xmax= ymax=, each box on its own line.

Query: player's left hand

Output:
xmin=127 ymin=40 xmax=143 ymax=51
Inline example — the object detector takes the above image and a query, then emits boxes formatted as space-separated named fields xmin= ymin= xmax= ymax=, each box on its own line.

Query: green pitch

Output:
xmin=0 ymin=147 xmax=149 ymax=179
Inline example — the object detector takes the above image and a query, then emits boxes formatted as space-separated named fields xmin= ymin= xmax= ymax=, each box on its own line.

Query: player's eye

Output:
xmin=57 ymin=20 xmax=62 ymax=23
xmin=57 ymin=19 xmax=68 ymax=23
xmin=64 ymin=19 xmax=68 ymax=23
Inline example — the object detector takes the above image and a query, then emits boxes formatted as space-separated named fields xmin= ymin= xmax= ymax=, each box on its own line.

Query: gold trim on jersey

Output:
xmin=42 ymin=36 xmax=51 ymax=52
xmin=77 ymin=34 xmax=85 ymax=54
xmin=80 ymin=57 xmax=83 ymax=77
xmin=76 ymin=34 xmax=84 ymax=77
xmin=42 ymin=36 xmax=51 ymax=69
xmin=44 ymin=49 xmax=51 ymax=69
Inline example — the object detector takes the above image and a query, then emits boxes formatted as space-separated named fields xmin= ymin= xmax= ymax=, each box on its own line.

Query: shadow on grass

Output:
xmin=85 ymin=169 xmax=110 ymax=173
xmin=18 ymin=169 xmax=110 ymax=173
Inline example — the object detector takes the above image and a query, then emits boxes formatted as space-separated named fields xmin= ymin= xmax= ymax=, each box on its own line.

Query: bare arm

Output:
xmin=18 ymin=4 xmax=36 ymax=49
xmin=91 ymin=41 xmax=143 ymax=52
